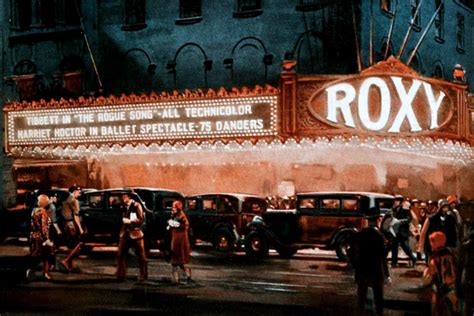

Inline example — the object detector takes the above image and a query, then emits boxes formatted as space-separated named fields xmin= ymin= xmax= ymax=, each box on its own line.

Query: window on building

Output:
xmin=459 ymin=0 xmax=474 ymax=10
xmin=296 ymin=0 xmax=332 ymax=12
xmin=380 ymin=0 xmax=392 ymax=14
xmin=234 ymin=0 xmax=262 ymax=17
xmin=434 ymin=1 xmax=444 ymax=42
xmin=410 ymin=0 xmax=421 ymax=30
xmin=180 ymin=0 xmax=202 ymax=19
xmin=237 ymin=0 xmax=261 ymax=11
xmin=10 ymin=0 xmax=80 ymax=30
xmin=122 ymin=0 xmax=147 ymax=31
xmin=432 ymin=64 xmax=444 ymax=79
xmin=456 ymin=13 xmax=465 ymax=53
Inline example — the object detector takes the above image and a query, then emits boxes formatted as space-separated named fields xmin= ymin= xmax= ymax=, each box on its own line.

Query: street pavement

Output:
xmin=0 ymin=238 xmax=431 ymax=315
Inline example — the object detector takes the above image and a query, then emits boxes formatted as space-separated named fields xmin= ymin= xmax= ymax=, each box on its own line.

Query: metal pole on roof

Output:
xmin=407 ymin=3 xmax=443 ymax=66
xmin=384 ymin=0 xmax=399 ymax=60
xmin=369 ymin=0 xmax=374 ymax=65
xmin=351 ymin=0 xmax=363 ymax=72
xmin=396 ymin=0 xmax=424 ymax=59
xmin=73 ymin=0 xmax=104 ymax=93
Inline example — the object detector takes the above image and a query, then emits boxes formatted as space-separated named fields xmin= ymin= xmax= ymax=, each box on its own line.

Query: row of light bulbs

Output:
xmin=8 ymin=136 xmax=473 ymax=165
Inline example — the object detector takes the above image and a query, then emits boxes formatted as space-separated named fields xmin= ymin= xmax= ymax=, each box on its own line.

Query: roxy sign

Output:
xmin=309 ymin=75 xmax=453 ymax=133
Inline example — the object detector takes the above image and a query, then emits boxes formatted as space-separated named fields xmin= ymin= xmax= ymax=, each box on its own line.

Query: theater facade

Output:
xmin=4 ymin=58 xmax=474 ymax=201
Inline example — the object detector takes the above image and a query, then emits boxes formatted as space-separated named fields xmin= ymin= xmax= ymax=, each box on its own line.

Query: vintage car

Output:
xmin=184 ymin=193 xmax=268 ymax=252
xmin=243 ymin=191 xmax=394 ymax=260
xmin=0 ymin=188 xmax=71 ymax=242
xmin=79 ymin=187 xmax=183 ymax=251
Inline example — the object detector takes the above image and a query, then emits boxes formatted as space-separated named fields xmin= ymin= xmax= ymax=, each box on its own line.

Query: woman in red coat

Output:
xmin=169 ymin=200 xmax=193 ymax=284
xmin=27 ymin=194 xmax=53 ymax=280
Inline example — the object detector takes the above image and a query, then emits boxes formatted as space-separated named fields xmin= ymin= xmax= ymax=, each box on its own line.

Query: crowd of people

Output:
xmin=353 ymin=194 xmax=473 ymax=316
xmin=24 ymin=187 xmax=473 ymax=315
xmin=25 ymin=186 xmax=194 ymax=286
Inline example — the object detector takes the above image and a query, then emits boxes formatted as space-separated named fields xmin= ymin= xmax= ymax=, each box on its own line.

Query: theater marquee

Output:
xmin=5 ymin=95 xmax=278 ymax=150
xmin=280 ymin=57 xmax=469 ymax=142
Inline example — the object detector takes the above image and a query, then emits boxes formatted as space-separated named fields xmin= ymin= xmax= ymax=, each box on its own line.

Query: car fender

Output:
xmin=246 ymin=217 xmax=288 ymax=249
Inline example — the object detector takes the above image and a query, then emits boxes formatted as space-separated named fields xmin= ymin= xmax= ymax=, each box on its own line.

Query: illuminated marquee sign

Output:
xmin=5 ymin=96 xmax=278 ymax=148
xmin=308 ymin=75 xmax=454 ymax=134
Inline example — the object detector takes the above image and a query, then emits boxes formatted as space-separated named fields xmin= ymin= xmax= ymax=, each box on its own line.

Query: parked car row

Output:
xmin=1 ymin=188 xmax=394 ymax=261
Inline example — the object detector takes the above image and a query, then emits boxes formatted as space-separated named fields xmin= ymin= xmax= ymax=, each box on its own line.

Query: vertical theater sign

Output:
xmin=3 ymin=58 xmax=474 ymax=198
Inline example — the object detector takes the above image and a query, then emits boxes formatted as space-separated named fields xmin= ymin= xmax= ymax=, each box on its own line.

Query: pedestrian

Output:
xmin=116 ymin=192 xmax=147 ymax=282
xmin=391 ymin=199 xmax=417 ymax=267
xmin=422 ymin=231 xmax=460 ymax=316
xmin=168 ymin=200 xmax=193 ymax=285
xmin=418 ymin=199 xmax=458 ymax=264
xmin=447 ymin=195 xmax=463 ymax=243
xmin=380 ymin=194 xmax=404 ymax=256
xmin=428 ymin=200 xmax=439 ymax=217
xmin=447 ymin=195 xmax=462 ymax=226
xmin=458 ymin=223 xmax=474 ymax=316
xmin=45 ymin=194 xmax=62 ymax=271
xmin=26 ymin=194 xmax=54 ymax=280
xmin=60 ymin=185 xmax=84 ymax=272
xmin=419 ymin=201 xmax=429 ymax=226
xmin=47 ymin=194 xmax=63 ymax=241
xmin=349 ymin=206 xmax=389 ymax=316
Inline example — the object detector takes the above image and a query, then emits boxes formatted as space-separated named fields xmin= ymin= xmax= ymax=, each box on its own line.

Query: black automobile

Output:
xmin=184 ymin=193 xmax=268 ymax=252
xmin=79 ymin=187 xmax=184 ymax=251
xmin=244 ymin=191 xmax=394 ymax=260
xmin=0 ymin=188 xmax=71 ymax=242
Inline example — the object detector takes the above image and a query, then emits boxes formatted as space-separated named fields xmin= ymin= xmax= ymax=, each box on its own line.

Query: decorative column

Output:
xmin=280 ymin=60 xmax=297 ymax=135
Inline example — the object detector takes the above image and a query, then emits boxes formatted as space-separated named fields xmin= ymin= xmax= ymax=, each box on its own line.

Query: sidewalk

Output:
xmin=0 ymin=241 xmax=431 ymax=315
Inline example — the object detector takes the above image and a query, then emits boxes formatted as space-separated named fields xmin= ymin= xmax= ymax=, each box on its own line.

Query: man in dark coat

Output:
xmin=458 ymin=223 xmax=474 ymax=316
xmin=350 ymin=207 xmax=389 ymax=316
xmin=418 ymin=199 xmax=458 ymax=263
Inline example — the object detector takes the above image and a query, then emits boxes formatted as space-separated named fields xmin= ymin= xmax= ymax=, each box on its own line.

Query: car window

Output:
xmin=242 ymin=198 xmax=266 ymax=214
xmin=203 ymin=197 xmax=217 ymax=212
xmin=377 ymin=198 xmax=394 ymax=212
xmin=299 ymin=198 xmax=316 ymax=209
xmin=219 ymin=196 xmax=238 ymax=214
xmin=342 ymin=199 xmax=359 ymax=212
xmin=86 ymin=193 xmax=103 ymax=208
xmin=186 ymin=198 xmax=198 ymax=211
xmin=162 ymin=196 xmax=181 ymax=210
xmin=321 ymin=198 xmax=340 ymax=211
xmin=134 ymin=190 xmax=154 ymax=209
xmin=108 ymin=194 xmax=123 ymax=209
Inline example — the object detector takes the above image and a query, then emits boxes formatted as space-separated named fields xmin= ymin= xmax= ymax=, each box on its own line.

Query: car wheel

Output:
xmin=335 ymin=233 xmax=354 ymax=262
xmin=276 ymin=247 xmax=297 ymax=259
xmin=244 ymin=231 xmax=269 ymax=257
xmin=212 ymin=227 xmax=234 ymax=252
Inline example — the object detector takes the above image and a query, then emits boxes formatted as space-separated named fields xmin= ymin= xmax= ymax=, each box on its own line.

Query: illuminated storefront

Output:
xmin=4 ymin=58 xmax=474 ymax=200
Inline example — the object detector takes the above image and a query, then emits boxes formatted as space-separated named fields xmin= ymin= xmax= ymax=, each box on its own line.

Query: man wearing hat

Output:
xmin=387 ymin=196 xmax=417 ymax=267
xmin=418 ymin=199 xmax=458 ymax=264
xmin=60 ymin=185 xmax=84 ymax=271
xmin=447 ymin=195 xmax=462 ymax=226
xmin=350 ymin=206 xmax=389 ymax=316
